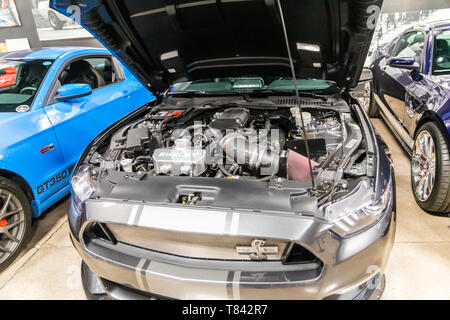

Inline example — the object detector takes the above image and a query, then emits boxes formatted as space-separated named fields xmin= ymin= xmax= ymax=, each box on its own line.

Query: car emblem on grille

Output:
xmin=236 ymin=239 xmax=278 ymax=261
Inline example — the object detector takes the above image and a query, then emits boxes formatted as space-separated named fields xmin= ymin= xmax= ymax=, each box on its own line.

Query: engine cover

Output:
xmin=152 ymin=145 xmax=207 ymax=176
xmin=209 ymin=108 xmax=250 ymax=130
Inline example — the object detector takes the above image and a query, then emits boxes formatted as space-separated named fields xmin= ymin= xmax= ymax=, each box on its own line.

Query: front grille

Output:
xmin=87 ymin=222 xmax=116 ymax=244
xmin=101 ymin=278 xmax=174 ymax=300
xmin=85 ymin=222 xmax=322 ymax=267
xmin=283 ymin=243 xmax=319 ymax=265
xmin=101 ymin=223 xmax=289 ymax=261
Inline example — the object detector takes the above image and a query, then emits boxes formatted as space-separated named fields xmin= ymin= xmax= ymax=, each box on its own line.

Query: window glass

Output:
xmin=59 ymin=56 xmax=117 ymax=90
xmin=84 ymin=57 xmax=118 ymax=86
xmin=387 ymin=39 xmax=398 ymax=55
xmin=0 ymin=59 xmax=53 ymax=113
xmin=393 ymin=31 xmax=425 ymax=65
xmin=432 ymin=30 xmax=450 ymax=76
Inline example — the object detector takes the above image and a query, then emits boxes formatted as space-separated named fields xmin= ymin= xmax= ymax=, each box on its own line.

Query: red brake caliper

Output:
xmin=0 ymin=219 xmax=7 ymax=228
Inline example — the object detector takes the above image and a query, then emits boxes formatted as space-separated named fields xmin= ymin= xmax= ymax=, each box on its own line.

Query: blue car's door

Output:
xmin=43 ymin=55 xmax=146 ymax=170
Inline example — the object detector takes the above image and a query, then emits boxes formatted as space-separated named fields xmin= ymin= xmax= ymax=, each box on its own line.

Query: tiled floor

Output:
xmin=0 ymin=118 xmax=449 ymax=299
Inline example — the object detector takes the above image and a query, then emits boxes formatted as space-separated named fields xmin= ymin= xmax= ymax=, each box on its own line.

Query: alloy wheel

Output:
xmin=412 ymin=130 xmax=436 ymax=202
xmin=0 ymin=189 xmax=26 ymax=265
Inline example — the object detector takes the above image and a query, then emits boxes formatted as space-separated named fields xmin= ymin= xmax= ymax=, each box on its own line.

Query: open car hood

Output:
xmin=52 ymin=0 xmax=382 ymax=94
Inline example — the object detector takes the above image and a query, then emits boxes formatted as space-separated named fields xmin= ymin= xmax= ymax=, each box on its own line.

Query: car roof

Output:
xmin=0 ymin=47 xmax=109 ymax=61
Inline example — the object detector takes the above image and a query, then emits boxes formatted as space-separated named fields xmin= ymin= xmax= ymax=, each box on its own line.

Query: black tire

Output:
xmin=411 ymin=122 xmax=450 ymax=214
xmin=364 ymin=81 xmax=380 ymax=118
xmin=48 ymin=11 xmax=65 ymax=30
xmin=0 ymin=177 xmax=32 ymax=273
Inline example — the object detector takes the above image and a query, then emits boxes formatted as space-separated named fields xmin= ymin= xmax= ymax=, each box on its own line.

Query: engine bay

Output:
xmin=89 ymin=97 xmax=370 ymax=204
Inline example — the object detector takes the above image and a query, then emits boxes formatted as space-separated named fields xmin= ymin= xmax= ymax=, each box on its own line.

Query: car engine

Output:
xmin=94 ymin=101 xmax=358 ymax=190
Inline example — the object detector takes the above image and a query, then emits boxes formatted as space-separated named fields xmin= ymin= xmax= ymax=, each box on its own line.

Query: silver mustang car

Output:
xmin=53 ymin=0 xmax=395 ymax=300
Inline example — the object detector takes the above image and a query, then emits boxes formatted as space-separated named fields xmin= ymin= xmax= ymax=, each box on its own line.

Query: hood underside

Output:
xmin=52 ymin=0 xmax=382 ymax=93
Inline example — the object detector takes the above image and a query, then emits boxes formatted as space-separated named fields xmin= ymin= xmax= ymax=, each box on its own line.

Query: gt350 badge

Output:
xmin=37 ymin=166 xmax=74 ymax=195
xmin=236 ymin=239 xmax=278 ymax=261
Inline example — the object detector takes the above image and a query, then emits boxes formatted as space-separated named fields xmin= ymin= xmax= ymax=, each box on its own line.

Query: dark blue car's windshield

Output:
xmin=0 ymin=59 xmax=53 ymax=113
xmin=168 ymin=77 xmax=338 ymax=95
xmin=433 ymin=30 xmax=450 ymax=76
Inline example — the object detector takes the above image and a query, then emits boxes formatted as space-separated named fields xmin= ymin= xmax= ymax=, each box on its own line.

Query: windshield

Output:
xmin=168 ymin=77 xmax=338 ymax=95
xmin=0 ymin=59 xmax=53 ymax=113
xmin=433 ymin=30 xmax=450 ymax=76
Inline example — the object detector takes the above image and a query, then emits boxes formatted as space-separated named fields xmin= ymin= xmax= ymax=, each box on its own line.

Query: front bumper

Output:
xmin=69 ymin=190 xmax=395 ymax=300
xmin=79 ymin=258 xmax=386 ymax=300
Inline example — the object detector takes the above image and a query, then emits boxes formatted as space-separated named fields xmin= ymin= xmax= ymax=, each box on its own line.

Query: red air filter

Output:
xmin=287 ymin=150 xmax=318 ymax=181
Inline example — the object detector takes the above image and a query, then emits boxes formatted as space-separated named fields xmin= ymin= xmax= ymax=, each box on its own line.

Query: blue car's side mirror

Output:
xmin=55 ymin=83 xmax=92 ymax=102
xmin=388 ymin=57 xmax=420 ymax=71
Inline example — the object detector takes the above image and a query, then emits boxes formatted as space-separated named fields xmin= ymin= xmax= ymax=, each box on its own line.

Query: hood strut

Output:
xmin=276 ymin=0 xmax=316 ymax=190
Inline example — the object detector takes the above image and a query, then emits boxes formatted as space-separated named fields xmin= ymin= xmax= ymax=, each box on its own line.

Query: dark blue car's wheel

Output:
xmin=411 ymin=122 xmax=450 ymax=214
xmin=0 ymin=177 xmax=31 ymax=272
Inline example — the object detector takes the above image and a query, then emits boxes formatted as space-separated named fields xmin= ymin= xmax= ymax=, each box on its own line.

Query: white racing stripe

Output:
xmin=232 ymin=271 xmax=241 ymax=300
xmin=101 ymin=202 xmax=117 ymax=208
xmin=127 ymin=205 xmax=139 ymax=225
xmin=144 ymin=261 xmax=229 ymax=299
xmin=138 ymin=206 xmax=227 ymax=234
xmin=135 ymin=258 xmax=146 ymax=291
xmin=229 ymin=212 xmax=240 ymax=235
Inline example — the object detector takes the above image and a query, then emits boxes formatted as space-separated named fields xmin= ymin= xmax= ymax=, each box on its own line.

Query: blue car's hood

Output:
xmin=51 ymin=0 xmax=383 ymax=92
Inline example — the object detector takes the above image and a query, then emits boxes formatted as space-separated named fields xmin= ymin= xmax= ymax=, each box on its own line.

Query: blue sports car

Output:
xmin=0 ymin=47 xmax=153 ymax=271
xmin=364 ymin=20 xmax=450 ymax=214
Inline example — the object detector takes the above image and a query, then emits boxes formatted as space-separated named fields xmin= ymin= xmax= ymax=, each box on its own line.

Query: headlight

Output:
xmin=325 ymin=177 xmax=392 ymax=237
xmin=71 ymin=165 xmax=96 ymax=213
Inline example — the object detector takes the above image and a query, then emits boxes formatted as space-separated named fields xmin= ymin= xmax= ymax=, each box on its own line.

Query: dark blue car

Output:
xmin=0 ymin=47 xmax=153 ymax=271
xmin=364 ymin=20 xmax=450 ymax=214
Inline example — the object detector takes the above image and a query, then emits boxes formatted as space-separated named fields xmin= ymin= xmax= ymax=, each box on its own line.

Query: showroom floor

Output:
xmin=0 ymin=119 xmax=449 ymax=300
